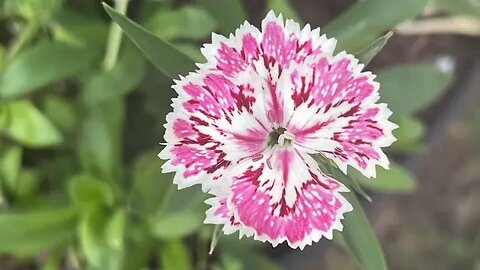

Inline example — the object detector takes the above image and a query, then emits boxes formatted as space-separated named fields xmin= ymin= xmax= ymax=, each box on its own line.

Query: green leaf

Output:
xmin=0 ymin=100 xmax=63 ymax=147
xmin=160 ymin=240 xmax=192 ymax=270
xmin=391 ymin=116 xmax=424 ymax=153
xmin=15 ymin=168 xmax=40 ymax=199
xmin=103 ymin=3 xmax=196 ymax=78
xmin=437 ymin=0 xmax=480 ymax=17
xmin=355 ymin=31 xmax=394 ymax=66
xmin=145 ymin=6 xmax=217 ymax=40
xmin=77 ymin=99 xmax=124 ymax=181
xmin=0 ymin=41 xmax=98 ymax=98
xmin=350 ymin=163 xmax=417 ymax=193
xmin=130 ymin=149 xmax=170 ymax=214
xmin=3 ymin=0 xmax=61 ymax=24
xmin=105 ymin=208 xmax=127 ymax=251
xmin=377 ymin=64 xmax=453 ymax=115
xmin=82 ymin=44 xmax=146 ymax=103
xmin=68 ymin=174 xmax=114 ymax=209
xmin=149 ymin=210 xmax=203 ymax=240
xmin=198 ymin=0 xmax=247 ymax=34
xmin=175 ymin=43 xmax=206 ymax=63
xmin=0 ymin=206 xmax=78 ymax=254
xmin=324 ymin=0 xmax=428 ymax=51
xmin=79 ymin=209 xmax=123 ymax=270
xmin=42 ymin=95 xmax=77 ymax=134
xmin=0 ymin=145 xmax=22 ymax=193
xmin=266 ymin=0 xmax=302 ymax=22
xmin=342 ymin=192 xmax=387 ymax=270
xmin=0 ymin=45 xmax=6 ymax=71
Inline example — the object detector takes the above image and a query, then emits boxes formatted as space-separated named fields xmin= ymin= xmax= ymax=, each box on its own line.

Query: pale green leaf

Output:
xmin=198 ymin=0 xmax=247 ymax=34
xmin=150 ymin=210 xmax=203 ymax=240
xmin=266 ymin=0 xmax=302 ymax=22
xmin=391 ymin=116 xmax=425 ymax=153
xmin=325 ymin=0 xmax=428 ymax=51
xmin=0 ymin=41 xmax=98 ymax=98
xmin=377 ymin=63 xmax=453 ymax=115
xmin=0 ymin=100 xmax=63 ymax=147
xmin=103 ymin=3 xmax=196 ymax=78
xmin=342 ymin=192 xmax=387 ymax=270
xmin=160 ymin=240 xmax=192 ymax=270
xmin=145 ymin=6 xmax=217 ymax=40
xmin=68 ymin=174 xmax=114 ymax=209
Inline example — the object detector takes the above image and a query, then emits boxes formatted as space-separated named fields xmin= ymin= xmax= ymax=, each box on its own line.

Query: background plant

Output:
xmin=0 ymin=0 xmax=470 ymax=269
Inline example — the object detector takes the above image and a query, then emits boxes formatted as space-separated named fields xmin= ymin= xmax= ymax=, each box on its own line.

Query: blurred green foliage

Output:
xmin=0 ymin=0 xmax=459 ymax=269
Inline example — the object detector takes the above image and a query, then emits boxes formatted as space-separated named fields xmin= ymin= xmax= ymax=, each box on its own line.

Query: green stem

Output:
xmin=102 ymin=0 xmax=129 ymax=70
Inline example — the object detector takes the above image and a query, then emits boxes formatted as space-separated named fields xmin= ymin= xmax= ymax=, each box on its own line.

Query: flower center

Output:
xmin=268 ymin=126 xmax=294 ymax=147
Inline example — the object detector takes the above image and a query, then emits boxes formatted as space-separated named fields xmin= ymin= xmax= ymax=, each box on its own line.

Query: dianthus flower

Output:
xmin=159 ymin=11 xmax=397 ymax=249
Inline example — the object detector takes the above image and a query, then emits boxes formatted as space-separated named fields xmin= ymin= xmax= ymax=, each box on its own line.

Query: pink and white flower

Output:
xmin=159 ymin=11 xmax=397 ymax=249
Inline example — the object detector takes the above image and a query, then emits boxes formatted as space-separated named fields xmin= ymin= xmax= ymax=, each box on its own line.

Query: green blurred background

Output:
xmin=0 ymin=0 xmax=479 ymax=269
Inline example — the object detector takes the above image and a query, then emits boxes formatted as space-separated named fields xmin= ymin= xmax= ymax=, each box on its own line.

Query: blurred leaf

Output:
xmin=175 ymin=43 xmax=206 ymax=63
xmin=266 ymin=0 xmax=302 ymax=22
xmin=198 ymin=0 xmax=247 ymax=34
xmin=160 ymin=240 xmax=192 ymax=270
xmin=131 ymin=150 xmax=170 ymax=214
xmin=0 ymin=45 xmax=6 ymax=71
xmin=0 ymin=145 xmax=22 ymax=193
xmin=221 ymin=253 xmax=244 ymax=270
xmin=78 ymin=99 xmax=124 ymax=181
xmin=82 ymin=45 xmax=145 ymax=103
xmin=355 ymin=31 xmax=394 ymax=66
xmin=342 ymin=192 xmax=387 ymax=270
xmin=79 ymin=209 xmax=123 ymax=270
xmin=391 ymin=116 xmax=425 ymax=153
xmin=377 ymin=64 xmax=453 ymax=115
xmin=0 ymin=206 xmax=77 ymax=254
xmin=350 ymin=163 xmax=417 ymax=193
xmin=15 ymin=168 xmax=40 ymax=199
xmin=52 ymin=20 xmax=109 ymax=48
xmin=437 ymin=0 xmax=480 ymax=17
xmin=3 ymin=0 xmax=61 ymax=24
xmin=325 ymin=0 xmax=428 ymax=51
xmin=103 ymin=3 xmax=196 ymax=78
xmin=0 ymin=100 xmax=63 ymax=147
xmin=105 ymin=208 xmax=127 ymax=251
xmin=68 ymin=174 xmax=114 ymax=209
xmin=42 ymin=95 xmax=77 ymax=134
xmin=123 ymin=223 xmax=156 ymax=270
xmin=145 ymin=6 xmax=217 ymax=40
xmin=149 ymin=210 xmax=203 ymax=240
xmin=0 ymin=41 xmax=98 ymax=98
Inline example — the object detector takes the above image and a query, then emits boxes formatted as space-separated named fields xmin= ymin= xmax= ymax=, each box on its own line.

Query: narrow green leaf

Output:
xmin=342 ymin=192 xmax=387 ymax=270
xmin=15 ymin=169 xmax=40 ymax=199
xmin=42 ymin=95 xmax=77 ymax=134
xmin=82 ymin=44 xmax=146 ymax=103
xmin=0 ymin=41 xmax=98 ymax=98
xmin=266 ymin=0 xmax=302 ymax=22
xmin=130 ymin=150 xmax=170 ymax=214
xmin=0 ymin=145 xmax=22 ymax=192
xmin=198 ymin=0 xmax=247 ymax=34
xmin=355 ymin=31 xmax=394 ymax=66
xmin=105 ymin=208 xmax=127 ymax=251
xmin=145 ymin=6 xmax=217 ymax=40
xmin=79 ymin=209 xmax=123 ymax=270
xmin=0 ymin=100 xmax=63 ymax=147
xmin=0 ymin=206 xmax=78 ymax=254
xmin=160 ymin=240 xmax=192 ymax=270
xmin=377 ymin=63 xmax=453 ymax=115
xmin=324 ymin=0 xmax=428 ymax=51
xmin=351 ymin=163 xmax=417 ymax=193
xmin=391 ymin=116 xmax=425 ymax=153
xmin=103 ymin=3 xmax=196 ymax=78
xmin=68 ymin=174 xmax=114 ymax=209
xmin=150 ymin=210 xmax=203 ymax=240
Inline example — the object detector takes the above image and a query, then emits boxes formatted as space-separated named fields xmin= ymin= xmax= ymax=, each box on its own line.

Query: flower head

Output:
xmin=159 ymin=11 xmax=397 ymax=249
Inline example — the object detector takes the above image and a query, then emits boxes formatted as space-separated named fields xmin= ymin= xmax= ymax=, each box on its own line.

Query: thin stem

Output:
xmin=397 ymin=16 xmax=480 ymax=37
xmin=103 ymin=0 xmax=129 ymax=70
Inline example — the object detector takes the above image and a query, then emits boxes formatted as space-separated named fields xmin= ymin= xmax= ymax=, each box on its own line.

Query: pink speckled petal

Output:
xmin=228 ymin=148 xmax=352 ymax=249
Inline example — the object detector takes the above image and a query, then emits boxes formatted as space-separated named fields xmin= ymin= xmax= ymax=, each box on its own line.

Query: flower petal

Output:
xmin=287 ymin=53 xmax=397 ymax=177
xmin=226 ymin=148 xmax=352 ymax=249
